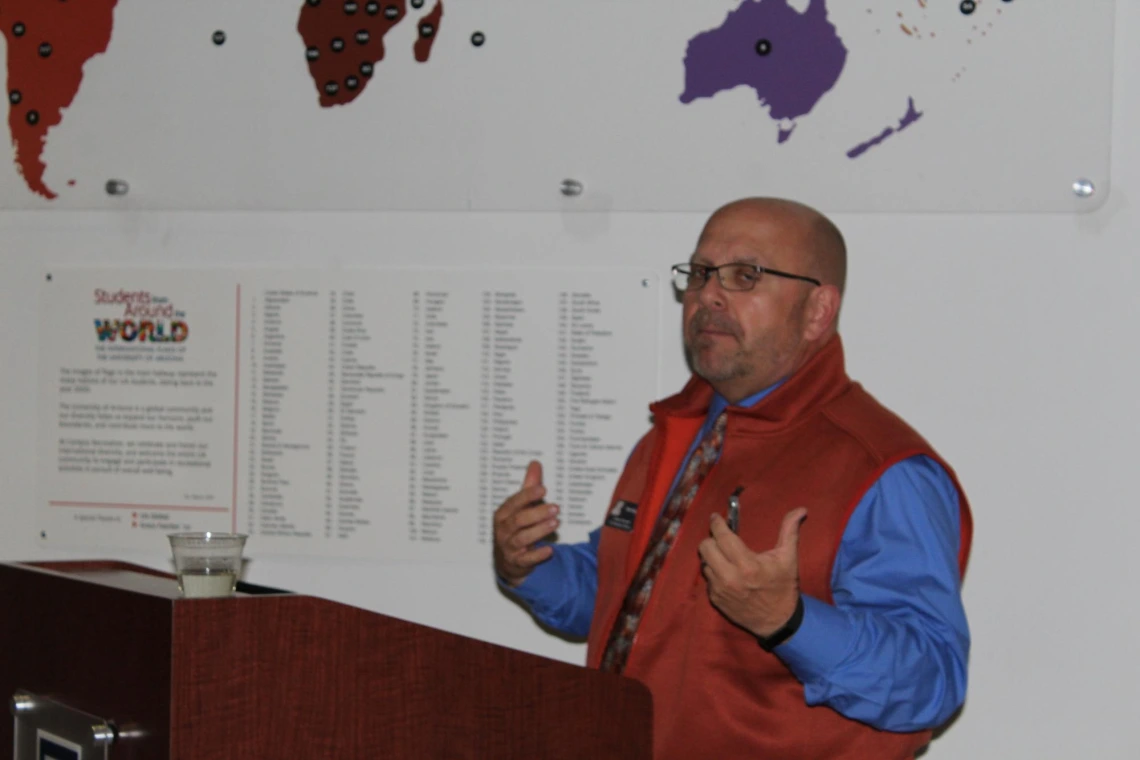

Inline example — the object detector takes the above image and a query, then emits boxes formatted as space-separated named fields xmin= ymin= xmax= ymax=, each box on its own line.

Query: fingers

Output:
xmin=775 ymin=507 xmax=808 ymax=555
xmin=495 ymin=488 xmax=556 ymax=535
xmin=494 ymin=461 xmax=546 ymax=528
xmin=495 ymin=499 xmax=559 ymax=551
xmin=522 ymin=460 xmax=543 ymax=490
xmin=494 ymin=505 xmax=558 ymax=586
xmin=494 ymin=483 xmax=547 ymax=525
xmin=709 ymin=511 xmax=732 ymax=537
xmin=707 ymin=512 xmax=750 ymax=565
xmin=702 ymin=508 xmax=807 ymax=577
xmin=708 ymin=508 xmax=807 ymax=556
xmin=505 ymin=507 xmax=560 ymax=552
xmin=698 ymin=535 xmax=731 ymax=578
xmin=494 ymin=461 xmax=554 ymax=540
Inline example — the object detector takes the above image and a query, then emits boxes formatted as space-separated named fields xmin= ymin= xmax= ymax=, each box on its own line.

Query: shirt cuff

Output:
xmin=772 ymin=593 xmax=856 ymax=682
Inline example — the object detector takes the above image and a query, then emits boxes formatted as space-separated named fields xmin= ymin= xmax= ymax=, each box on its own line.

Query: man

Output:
xmin=494 ymin=198 xmax=972 ymax=759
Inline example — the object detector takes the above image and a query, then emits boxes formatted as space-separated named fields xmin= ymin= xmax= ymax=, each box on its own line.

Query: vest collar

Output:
xmin=649 ymin=335 xmax=852 ymax=434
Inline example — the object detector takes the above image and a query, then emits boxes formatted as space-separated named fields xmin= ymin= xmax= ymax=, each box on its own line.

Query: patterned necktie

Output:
xmin=600 ymin=411 xmax=728 ymax=674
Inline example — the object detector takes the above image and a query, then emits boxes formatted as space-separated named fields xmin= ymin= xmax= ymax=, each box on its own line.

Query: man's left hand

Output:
xmin=698 ymin=508 xmax=808 ymax=638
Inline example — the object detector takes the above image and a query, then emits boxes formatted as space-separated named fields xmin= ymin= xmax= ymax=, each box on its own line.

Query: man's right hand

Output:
xmin=493 ymin=460 xmax=561 ymax=587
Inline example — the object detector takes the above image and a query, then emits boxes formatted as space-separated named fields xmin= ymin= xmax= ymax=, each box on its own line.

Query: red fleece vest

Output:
xmin=585 ymin=337 xmax=972 ymax=760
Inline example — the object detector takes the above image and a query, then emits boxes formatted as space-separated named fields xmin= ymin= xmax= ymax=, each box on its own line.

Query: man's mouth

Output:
xmin=690 ymin=314 xmax=739 ymax=340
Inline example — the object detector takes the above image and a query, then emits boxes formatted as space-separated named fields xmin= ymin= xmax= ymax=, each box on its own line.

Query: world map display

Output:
xmin=297 ymin=0 xmax=444 ymax=108
xmin=0 ymin=0 xmax=1115 ymax=211
xmin=681 ymin=0 xmax=848 ymax=145
xmin=1 ymin=0 xmax=118 ymax=199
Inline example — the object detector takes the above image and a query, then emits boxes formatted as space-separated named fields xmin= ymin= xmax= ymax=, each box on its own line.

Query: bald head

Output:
xmin=701 ymin=198 xmax=847 ymax=296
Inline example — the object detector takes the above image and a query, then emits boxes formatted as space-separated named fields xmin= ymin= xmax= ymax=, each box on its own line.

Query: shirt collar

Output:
xmin=709 ymin=379 xmax=786 ymax=419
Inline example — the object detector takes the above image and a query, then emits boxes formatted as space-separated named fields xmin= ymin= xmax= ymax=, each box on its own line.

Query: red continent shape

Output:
xmin=0 ymin=0 xmax=119 ymax=200
xmin=298 ymin=0 xmax=408 ymax=108
xmin=413 ymin=1 xmax=443 ymax=63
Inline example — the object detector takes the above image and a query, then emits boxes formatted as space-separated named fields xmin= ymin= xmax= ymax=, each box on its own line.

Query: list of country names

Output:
xmin=237 ymin=271 xmax=655 ymax=560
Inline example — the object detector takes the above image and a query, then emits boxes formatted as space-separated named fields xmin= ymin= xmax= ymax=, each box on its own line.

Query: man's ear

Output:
xmin=803 ymin=285 xmax=841 ymax=341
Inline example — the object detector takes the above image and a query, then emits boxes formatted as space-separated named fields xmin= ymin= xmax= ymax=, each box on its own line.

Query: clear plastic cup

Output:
xmin=168 ymin=532 xmax=247 ymax=598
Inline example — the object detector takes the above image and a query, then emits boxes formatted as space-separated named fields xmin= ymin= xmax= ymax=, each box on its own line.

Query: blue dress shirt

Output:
xmin=507 ymin=385 xmax=969 ymax=732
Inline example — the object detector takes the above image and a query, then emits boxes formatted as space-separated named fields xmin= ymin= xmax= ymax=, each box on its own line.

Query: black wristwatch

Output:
xmin=757 ymin=595 xmax=805 ymax=652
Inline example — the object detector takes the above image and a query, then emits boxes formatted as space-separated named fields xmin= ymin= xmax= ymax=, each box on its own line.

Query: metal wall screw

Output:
xmin=641 ymin=279 xmax=650 ymax=288
xmin=560 ymin=179 xmax=584 ymax=197
xmin=92 ymin=722 xmax=115 ymax=746
xmin=1072 ymin=179 xmax=1096 ymax=198
xmin=11 ymin=693 xmax=35 ymax=714
xmin=105 ymin=179 xmax=129 ymax=197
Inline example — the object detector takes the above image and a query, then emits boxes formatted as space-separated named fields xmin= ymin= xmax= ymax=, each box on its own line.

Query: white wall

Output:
xmin=3 ymin=6 xmax=1139 ymax=759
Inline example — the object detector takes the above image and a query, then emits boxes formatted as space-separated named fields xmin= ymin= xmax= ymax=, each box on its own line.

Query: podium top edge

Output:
xmin=2 ymin=560 xmax=292 ymax=600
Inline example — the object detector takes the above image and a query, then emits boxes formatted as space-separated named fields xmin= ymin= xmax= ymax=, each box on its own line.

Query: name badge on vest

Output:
xmin=604 ymin=500 xmax=638 ymax=532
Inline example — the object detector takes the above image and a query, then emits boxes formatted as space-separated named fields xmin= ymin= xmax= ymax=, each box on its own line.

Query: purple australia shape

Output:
xmin=846 ymin=96 xmax=924 ymax=159
xmin=680 ymin=0 xmax=848 ymax=144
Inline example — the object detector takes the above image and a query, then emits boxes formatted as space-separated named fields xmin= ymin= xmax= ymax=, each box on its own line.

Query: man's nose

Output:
xmin=695 ymin=273 xmax=728 ymax=309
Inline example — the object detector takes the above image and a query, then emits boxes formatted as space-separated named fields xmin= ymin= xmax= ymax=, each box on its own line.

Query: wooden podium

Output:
xmin=0 ymin=561 xmax=652 ymax=759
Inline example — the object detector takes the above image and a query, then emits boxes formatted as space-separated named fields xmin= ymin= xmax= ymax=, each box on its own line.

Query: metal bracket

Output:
xmin=11 ymin=689 xmax=120 ymax=759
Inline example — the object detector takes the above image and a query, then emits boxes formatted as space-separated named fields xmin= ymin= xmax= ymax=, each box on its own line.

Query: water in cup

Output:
xmin=178 ymin=569 xmax=238 ymax=598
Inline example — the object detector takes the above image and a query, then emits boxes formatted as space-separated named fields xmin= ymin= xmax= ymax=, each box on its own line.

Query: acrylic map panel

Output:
xmin=0 ymin=0 xmax=1115 ymax=212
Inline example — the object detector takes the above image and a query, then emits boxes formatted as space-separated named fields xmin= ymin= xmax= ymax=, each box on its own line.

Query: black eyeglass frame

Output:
xmin=671 ymin=262 xmax=822 ymax=291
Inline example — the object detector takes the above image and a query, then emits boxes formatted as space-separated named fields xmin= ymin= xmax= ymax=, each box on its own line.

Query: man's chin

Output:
xmin=691 ymin=356 xmax=738 ymax=384
xmin=685 ymin=341 xmax=742 ymax=380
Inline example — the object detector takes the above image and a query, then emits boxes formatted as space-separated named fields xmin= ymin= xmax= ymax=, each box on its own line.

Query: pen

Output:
xmin=727 ymin=486 xmax=744 ymax=533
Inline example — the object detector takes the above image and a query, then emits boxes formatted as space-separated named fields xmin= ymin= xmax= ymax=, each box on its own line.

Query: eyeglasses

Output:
xmin=671 ymin=263 xmax=821 ymax=292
